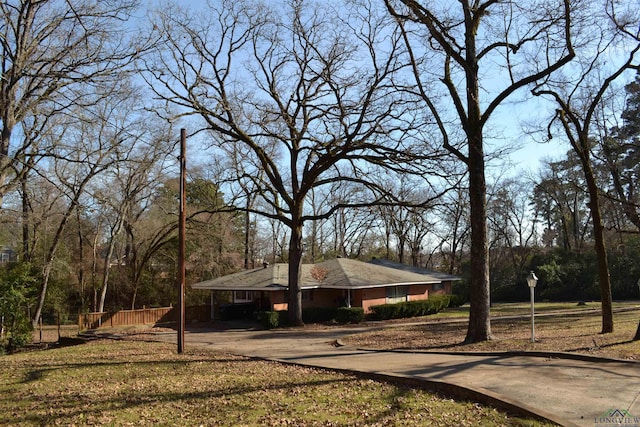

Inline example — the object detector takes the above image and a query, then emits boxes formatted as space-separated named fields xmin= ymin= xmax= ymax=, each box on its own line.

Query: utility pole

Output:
xmin=177 ymin=129 xmax=186 ymax=354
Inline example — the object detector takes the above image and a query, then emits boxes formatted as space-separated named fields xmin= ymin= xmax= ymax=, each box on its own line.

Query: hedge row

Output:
xmin=448 ymin=294 xmax=466 ymax=307
xmin=255 ymin=307 xmax=364 ymax=329
xmin=255 ymin=294 xmax=465 ymax=328
xmin=368 ymin=295 xmax=452 ymax=321
xmin=335 ymin=307 xmax=365 ymax=324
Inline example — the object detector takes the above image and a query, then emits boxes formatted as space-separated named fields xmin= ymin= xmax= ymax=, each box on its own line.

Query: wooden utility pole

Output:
xmin=177 ymin=129 xmax=186 ymax=353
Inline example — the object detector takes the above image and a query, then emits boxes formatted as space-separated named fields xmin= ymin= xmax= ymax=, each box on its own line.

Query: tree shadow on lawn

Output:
xmin=362 ymin=315 xmax=639 ymax=356
xmin=17 ymin=355 xmax=254 ymax=384
xmin=6 ymin=370 xmax=361 ymax=426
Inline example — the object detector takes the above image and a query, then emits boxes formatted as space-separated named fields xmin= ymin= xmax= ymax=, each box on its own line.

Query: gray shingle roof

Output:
xmin=368 ymin=258 xmax=462 ymax=282
xmin=191 ymin=258 xmax=453 ymax=291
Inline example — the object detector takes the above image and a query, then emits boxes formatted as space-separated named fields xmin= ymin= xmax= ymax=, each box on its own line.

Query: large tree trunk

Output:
xmin=465 ymin=133 xmax=492 ymax=343
xmin=287 ymin=221 xmax=304 ymax=326
xmin=584 ymin=166 xmax=613 ymax=333
xmin=464 ymin=21 xmax=492 ymax=342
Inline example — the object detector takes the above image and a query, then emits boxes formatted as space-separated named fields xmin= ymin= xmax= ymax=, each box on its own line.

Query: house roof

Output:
xmin=368 ymin=258 xmax=462 ymax=282
xmin=191 ymin=258 xmax=456 ymax=292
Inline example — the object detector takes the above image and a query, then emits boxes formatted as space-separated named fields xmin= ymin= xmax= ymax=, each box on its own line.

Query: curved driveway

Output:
xmin=153 ymin=322 xmax=640 ymax=427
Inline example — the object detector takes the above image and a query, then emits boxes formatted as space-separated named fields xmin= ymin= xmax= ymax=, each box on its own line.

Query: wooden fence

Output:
xmin=78 ymin=305 xmax=211 ymax=330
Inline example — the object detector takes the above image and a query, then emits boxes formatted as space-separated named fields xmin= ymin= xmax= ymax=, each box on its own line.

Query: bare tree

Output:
xmin=30 ymin=88 xmax=129 ymax=327
xmin=145 ymin=0 xmax=443 ymax=325
xmin=488 ymin=176 xmax=540 ymax=299
xmin=94 ymin=125 xmax=173 ymax=313
xmin=532 ymin=0 xmax=639 ymax=333
xmin=429 ymin=186 xmax=470 ymax=275
xmin=0 ymin=0 xmax=145 ymax=206
xmin=314 ymin=181 xmax=382 ymax=260
xmin=386 ymin=0 xmax=576 ymax=342
xmin=378 ymin=178 xmax=440 ymax=265
xmin=488 ymin=177 xmax=539 ymax=251
xmin=331 ymin=208 xmax=380 ymax=260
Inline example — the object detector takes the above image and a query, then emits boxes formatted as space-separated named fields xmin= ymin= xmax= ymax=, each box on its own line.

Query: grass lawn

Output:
xmin=346 ymin=302 xmax=640 ymax=360
xmin=428 ymin=300 xmax=640 ymax=319
xmin=9 ymin=302 xmax=638 ymax=426
xmin=0 ymin=340 xmax=549 ymax=426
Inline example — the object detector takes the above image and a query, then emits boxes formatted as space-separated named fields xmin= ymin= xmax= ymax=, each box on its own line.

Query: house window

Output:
xmin=433 ymin=283 xmax=444 ymax=291
xmin=386 ymin=286 xmax=408 ymax=304
xmin=234 ymin=291 xmax=253 ymax=303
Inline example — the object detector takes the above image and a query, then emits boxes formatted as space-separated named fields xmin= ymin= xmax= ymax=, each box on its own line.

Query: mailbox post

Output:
xmin=526 ymin=271 xmax=538 ymax=343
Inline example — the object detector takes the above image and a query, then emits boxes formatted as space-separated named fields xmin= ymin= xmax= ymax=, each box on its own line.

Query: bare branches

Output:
xmin=387 ymin=0 xmax=579 ymax=343
xmin=146 ymin=0 xmax=443 ymax=224
xmin=529 ymin=0 xmax=640 ymax=333
xmin=0 ymin=0 xmax=145 ymax=204
xmin=144 ymin=0 xmax=451 ymax=324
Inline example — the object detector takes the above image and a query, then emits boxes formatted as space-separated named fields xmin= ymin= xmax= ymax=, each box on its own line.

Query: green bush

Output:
xmin=0 ymin=262 xmax=36 ymax=352
xmin=449 ymin=294 xmax=466 ymax=307
xmin=335 ymin=307 xmax=364 ymax=324
xmin=369 ymin=295 xmax=452 ymax=321
xmin=368 ymin=303 xmax=400 ymax=320
xmin=6 ymin=320 xmax=32 ymax=352
xmin=255 ymin=311 xmax=280 ymax=329
xmin=430 ymin=295 xmax=451 ymax=312
xmin=261 ymin=308 xmax=365 ymax=327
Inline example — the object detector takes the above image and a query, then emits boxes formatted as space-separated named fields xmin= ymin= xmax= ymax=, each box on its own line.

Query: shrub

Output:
xmin=0 ymin=262 xmax=36 ymax=352
xmin=6 ymin=322 xmax=32 ymax=352
xmin=449 ymin=294 xmax=466 ymax=307
xmin=429 ymin=295 xmax=451 ymax=312
xmin=263 ymin=308 xmax=365 ymax=327
xmin=255 ymin=311 xmax=280 ymax=329
xmin=369 ymin=296 xmax=452 ymax=321
xmin=368 ymin=303 xmax=400 ymax=320
xmin=335 ymin=307 xmax=364 ymax=324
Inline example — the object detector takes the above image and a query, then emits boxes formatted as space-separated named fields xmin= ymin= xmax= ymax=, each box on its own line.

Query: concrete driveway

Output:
xmin=151 ymin=321 xmax=640 ymax=427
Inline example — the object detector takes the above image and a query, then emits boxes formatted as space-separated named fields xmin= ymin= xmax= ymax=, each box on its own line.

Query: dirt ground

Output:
xmin=30 ymin=324 xmax=80 ymax=345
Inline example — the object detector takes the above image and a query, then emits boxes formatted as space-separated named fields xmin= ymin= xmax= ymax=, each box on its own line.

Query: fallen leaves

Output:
xmin=0 ymin=340 xmax=548 ymax=426
xmin=345 ymin=308 xmax=640 ymax=360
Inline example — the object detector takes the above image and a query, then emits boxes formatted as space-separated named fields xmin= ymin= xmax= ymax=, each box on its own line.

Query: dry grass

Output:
xmin=344 ymin=304 xmax=640 ymax=361
xmin=1 ymin=340 xmax=548 ymax=426
xmin=10 ymin=303 xmax=635 ymax=426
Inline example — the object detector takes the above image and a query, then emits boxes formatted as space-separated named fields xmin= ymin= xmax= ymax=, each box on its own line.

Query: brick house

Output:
xmin=191 ymin=258 xmax=459 ymax=315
